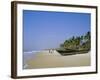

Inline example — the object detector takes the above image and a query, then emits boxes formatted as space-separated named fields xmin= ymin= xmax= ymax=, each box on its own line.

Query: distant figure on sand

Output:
xmin=49 ymin=49 xmax=54 ymax=54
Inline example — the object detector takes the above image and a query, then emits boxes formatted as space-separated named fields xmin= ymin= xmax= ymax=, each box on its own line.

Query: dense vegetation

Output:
xmin=57 ymin=31 xmax=91 ymax=56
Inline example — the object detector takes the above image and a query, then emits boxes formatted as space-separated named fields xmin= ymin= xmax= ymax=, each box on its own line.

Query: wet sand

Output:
xmin=23 ymin=50 xmax=90 ymax=69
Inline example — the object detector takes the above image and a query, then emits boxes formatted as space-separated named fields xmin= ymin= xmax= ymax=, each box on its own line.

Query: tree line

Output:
xmin=60 ymin=31 xmax=91 ymax=51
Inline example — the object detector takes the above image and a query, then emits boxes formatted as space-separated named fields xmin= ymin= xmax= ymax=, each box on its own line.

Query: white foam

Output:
xmin=24 ymin=50 xmax=42 ymax=54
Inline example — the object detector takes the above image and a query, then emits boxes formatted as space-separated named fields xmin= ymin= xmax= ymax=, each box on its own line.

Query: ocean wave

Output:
xmin=24 ymin=50 xmax=42 ymax=54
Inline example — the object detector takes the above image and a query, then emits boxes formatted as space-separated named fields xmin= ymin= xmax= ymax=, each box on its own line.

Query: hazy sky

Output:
xmin=23 ymin=10 xmax=90 ymax=51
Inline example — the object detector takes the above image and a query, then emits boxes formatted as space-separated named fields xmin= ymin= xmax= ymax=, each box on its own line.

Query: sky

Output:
xmin=23 ymin=10 xmax=91 ymax=52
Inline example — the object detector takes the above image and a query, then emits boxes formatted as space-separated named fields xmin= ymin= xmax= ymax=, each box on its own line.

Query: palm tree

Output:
xmin=75 ymin=37 xmax=81 ymax=49
xmin=84 ymin=31 xmax=90 ymax=41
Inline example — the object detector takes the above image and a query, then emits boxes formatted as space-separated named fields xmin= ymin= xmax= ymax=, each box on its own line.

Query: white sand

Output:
xmin=24 ymin=50 xmax=90 ymax=69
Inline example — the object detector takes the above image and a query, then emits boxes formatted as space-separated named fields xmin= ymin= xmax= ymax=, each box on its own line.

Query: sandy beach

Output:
xmin=23 ymin=50 xmax=90 ymax=69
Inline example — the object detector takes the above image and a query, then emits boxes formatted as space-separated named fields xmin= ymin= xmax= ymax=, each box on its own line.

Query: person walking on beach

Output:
xmin=49 ymin=49 xmax=50 ymax=53
xmin=49 ymin=49 xmax=52 ymax=54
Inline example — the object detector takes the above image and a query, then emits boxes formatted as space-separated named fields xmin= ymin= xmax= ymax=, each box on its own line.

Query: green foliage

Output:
xmin=60 ymin=31 xmax=91 ymax=51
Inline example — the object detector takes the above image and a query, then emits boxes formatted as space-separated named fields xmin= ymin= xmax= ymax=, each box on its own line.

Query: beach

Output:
xmin=23 ymin=50 xmax=90 ymax=69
